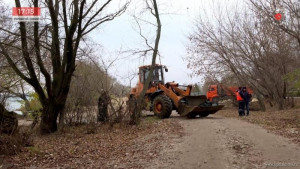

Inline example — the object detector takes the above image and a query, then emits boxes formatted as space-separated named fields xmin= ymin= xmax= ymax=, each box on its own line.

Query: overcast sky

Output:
xmin=93 ymin=0 xmax=204 ymax=86
xmin=92 ymin=0 xmax=241 ymax=86
xmin=3 ymin=0 xmax=241 ymax=86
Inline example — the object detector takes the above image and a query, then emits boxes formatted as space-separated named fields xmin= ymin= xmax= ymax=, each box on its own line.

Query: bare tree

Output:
xmin=249 ymin=0 xmax=300 ymax=98
xmin=0 ymin=70 xmax=31 ymax=114
xmin=63 ymin=60 xmax=106 ymax=125
xmin=249 ymin=0 xmax=300 ymax=46
xmin=186 ymin=2 xmax=299 ymax=110
xmin=62 ymin=45 xmax=131 ymax=127
xmin=129 ymin=0 xmax=162 ymax=124
xmin=92 ymin=53 xmax=131 ymax=126
xmin=0 ymin=4 xmax=31 ymax=113
xmin=0 ymin=0 xmax=129 ymax=133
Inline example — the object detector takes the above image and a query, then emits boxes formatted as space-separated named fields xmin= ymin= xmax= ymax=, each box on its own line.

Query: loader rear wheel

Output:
xmin=153 ymin=95 xmax=172 ymax=118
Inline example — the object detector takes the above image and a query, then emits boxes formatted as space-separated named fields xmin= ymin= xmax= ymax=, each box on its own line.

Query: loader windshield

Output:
xmin=140 ymin=66 xmax=164 ymax=83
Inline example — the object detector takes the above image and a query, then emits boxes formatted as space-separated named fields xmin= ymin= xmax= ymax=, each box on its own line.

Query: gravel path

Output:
xmin=151 ymin=113 xmax=300 ymax=169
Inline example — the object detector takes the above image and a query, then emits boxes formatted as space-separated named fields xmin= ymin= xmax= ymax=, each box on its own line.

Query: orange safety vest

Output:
xmin=236 ymin=91 xmax=243 ymax=101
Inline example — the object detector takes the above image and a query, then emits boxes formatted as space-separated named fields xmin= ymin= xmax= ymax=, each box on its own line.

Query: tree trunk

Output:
xmin=277 ymin=98 xmax=284 ymax=110
xmin=0 ymin=103 xmax=4 ymax=121
xmin=131 ymin=0 xmax=161 ymax=125
xmin=58 ymin=110 xmax=65 ymax=130
xmin=40 ymin=102 xmax=64 ymax=134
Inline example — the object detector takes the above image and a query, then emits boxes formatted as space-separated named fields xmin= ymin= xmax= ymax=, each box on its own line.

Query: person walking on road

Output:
xmin=242 ymin=87 xmax=251 ymax=116
xmin=236 ymin=87 xmax=245 ymax=116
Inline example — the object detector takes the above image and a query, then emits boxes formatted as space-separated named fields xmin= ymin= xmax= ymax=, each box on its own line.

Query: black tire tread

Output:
xmin=153 ymin=95 xmax=172 ymax=118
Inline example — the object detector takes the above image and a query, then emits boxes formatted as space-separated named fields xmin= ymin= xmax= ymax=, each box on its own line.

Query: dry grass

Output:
xmin=0 ymin=127 xmax=34 ymax=156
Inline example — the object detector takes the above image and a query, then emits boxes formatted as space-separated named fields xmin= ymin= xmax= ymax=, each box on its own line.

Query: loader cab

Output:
xmin=139 ymin=65 xmax=167 ymax=85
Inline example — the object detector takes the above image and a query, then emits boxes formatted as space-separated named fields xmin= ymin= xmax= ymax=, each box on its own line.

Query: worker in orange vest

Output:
xmin=236 ymin=87 xmax=245 ymax=116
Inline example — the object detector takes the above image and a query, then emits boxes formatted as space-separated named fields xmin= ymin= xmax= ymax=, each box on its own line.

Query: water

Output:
xmin=6 ymin=97 xmax=23 ymax=114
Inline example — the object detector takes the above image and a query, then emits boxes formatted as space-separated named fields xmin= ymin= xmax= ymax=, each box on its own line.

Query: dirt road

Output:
xmin=151 ymin=113 xmax=300 ymax=169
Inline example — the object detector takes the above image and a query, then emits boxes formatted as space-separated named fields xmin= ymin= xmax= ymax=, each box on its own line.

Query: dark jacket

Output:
xmin=241 ymin=91 xmax=251 ymax=103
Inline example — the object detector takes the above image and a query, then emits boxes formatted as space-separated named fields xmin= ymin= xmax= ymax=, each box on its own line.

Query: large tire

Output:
xmin=153 ymin=95 xmax=172 ymax=118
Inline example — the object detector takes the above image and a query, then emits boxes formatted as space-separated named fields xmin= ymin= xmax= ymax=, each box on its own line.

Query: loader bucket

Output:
xmin=178 ymin=95 xmax=224 ymax=117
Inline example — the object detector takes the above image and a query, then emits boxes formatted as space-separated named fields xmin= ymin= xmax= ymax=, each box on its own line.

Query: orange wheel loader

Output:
xmin=128 ymin=65 xmax=224 ymax=118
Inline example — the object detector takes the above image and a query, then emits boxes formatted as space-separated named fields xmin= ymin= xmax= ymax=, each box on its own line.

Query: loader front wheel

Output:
xmin=153 ymin=95 xmax=172 ymax=118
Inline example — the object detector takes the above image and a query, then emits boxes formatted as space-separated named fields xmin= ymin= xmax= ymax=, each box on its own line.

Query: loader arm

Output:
xmin=158 ymin=83 xmax=182 ymax=108
xmin=172 ymin=85 xmax=192 ymax=96
xmin=158 ymin=83 xmax=224 ymax=117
